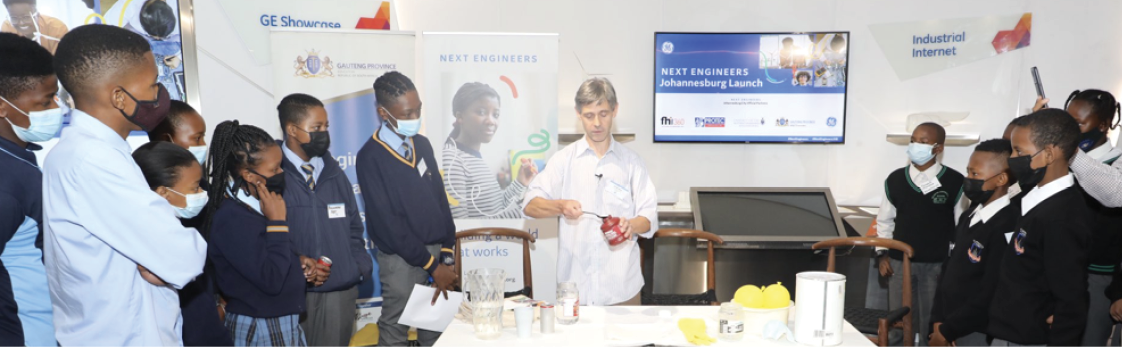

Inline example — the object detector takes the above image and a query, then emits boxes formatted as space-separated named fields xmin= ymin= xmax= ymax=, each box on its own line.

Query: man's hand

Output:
xmin=138 ymin=265 xmax=167 ymax=286
xmin=431 ymin=264 xmax=458 ymax=305
xmin=299 ymin=256 xmax=318 ymax=283
xmin=313 ymin=262 xmax=331 ymax=286
xmin=1046 ymin=315 xmax=1053 ymax=327
xmin=1032 ymin=96 xmax=1049 ymax=112
xmin=929 ymin=322 xmax=948 ymax=346
xmin=558 ymin=200 xmax=582 ymax=220
xmin=878 ymin=256 xmax=894 ymax=277
xmin=619 ymin=217 xmax=633 ymax=240
xmin=516 ymin=158 xmax=539 ymax=186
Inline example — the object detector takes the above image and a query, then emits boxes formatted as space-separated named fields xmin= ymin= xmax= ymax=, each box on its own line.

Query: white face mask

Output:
xmin=0 ymin=95 xmax=67 ymax=142
xmin=188 ymin=145 xmax=207 ymax=165
xmin=167 ymin=187 xmax=209 ymax=219
xmin=381 ymin=106 xmax=420 ymax=138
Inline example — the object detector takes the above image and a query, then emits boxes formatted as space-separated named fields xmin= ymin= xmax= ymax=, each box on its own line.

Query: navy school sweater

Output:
xmin=279 ymin=140 xmax=373 ymax=293
xmin=178 ymin=206 xmax=233 ymax=346
xmin=0 ymin=138 xmax=42 ymax=345
xmin=931 ymin=198 xmax=1019 ymax=341
xmin=356 ymin=133 xmax=455 ymax=274
xmin=208 ymin=197 xmax=305 ymax=318
xmin=987 ymin=185 xmax=1091 ymax=346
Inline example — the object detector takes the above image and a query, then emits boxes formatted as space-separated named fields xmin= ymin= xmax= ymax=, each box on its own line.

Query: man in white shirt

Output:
xmin=43 ymin=24 xmax=206 ymax=345
xmin=523 ymin=78 xmax=658 ymax=306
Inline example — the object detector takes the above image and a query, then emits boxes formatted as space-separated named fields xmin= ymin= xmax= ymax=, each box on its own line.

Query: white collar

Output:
xmin=909 ymin=161 xmax=943 ymax=179
xmin=1087 ymin=143 xmax=1122 ymax=163
xmin=228 ymin=183 xmax=262 ymax=215
xmin=1021 ymin=173 xmax=1075 ymax=215
xmin=576 ymin=135 xmax=617 ymax=158
xmin=970 ymin=194 xmax=1011 ymax=226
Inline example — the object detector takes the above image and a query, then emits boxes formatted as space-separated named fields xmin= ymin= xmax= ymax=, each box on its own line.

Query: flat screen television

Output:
xmin=654 ymin=32 xmax=849 ymax=144
xmin=691 ymin=187 xmax=847 ymax=248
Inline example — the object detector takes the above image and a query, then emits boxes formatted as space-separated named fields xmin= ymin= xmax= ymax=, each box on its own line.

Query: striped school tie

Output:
xmin=301 ymin=164 xmax=315 ymax=190
xmin=401 ymin=144 xmax=413 ymax=162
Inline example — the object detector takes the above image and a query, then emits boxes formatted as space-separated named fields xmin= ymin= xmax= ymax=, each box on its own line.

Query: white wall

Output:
xmin=190 ymin=0 xmax=1122 ymax=206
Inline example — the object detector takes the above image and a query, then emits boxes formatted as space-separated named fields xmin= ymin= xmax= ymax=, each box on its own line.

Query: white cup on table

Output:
xmin=514 ymin=306 xmax=534 ymax=338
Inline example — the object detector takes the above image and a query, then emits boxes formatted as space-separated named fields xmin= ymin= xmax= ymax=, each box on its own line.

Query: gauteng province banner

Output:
xmin=269 ymin=29 xmax=415 ymax=318
xmin=423 ymin=33 xmax=560 ymax=301
xmin=870 ymin=13 xmax=1032 ymax=80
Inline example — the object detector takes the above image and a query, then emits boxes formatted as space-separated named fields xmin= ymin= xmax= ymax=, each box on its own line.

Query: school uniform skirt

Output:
xmin=225 ymin=312 xmax=307 ymax=346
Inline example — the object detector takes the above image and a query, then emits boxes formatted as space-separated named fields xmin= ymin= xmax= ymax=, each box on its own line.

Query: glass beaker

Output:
xmin=465 ymin=268 xmax=506 ymax=340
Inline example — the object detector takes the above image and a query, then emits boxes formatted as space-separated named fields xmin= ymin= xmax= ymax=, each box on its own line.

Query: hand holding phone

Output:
xmin=1031 ymin=67 xmax=1049 ymax=109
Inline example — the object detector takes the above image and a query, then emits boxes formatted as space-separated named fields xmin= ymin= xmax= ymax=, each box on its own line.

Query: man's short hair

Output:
xmin=53 ymin=24 xmax=151 ymax=99
xmin=1012 ymin=108 xmax=1081 ymax=160
xmin=574 ymin=77 xmax=617 ymax=111
xmin=277 ymin=93 xmax=324 ymax=128
xmin=0 ymin=33 xmax=53 ymax=99
xmin=373 ymin=71 xmax=416 ymax=109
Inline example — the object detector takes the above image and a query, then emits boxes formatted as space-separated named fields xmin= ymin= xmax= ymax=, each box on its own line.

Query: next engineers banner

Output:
xmin=653 ymin=32 xmax=848 ymax=143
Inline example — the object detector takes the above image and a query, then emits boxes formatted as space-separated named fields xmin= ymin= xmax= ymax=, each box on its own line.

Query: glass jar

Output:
xmin=718 ymin=302 xmax=745 ymax=342
xmin=556 ymin=282 xmax=580 ymax=325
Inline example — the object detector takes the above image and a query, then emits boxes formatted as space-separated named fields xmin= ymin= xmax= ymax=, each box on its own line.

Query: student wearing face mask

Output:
xmin=1044 ymin=90 xmax=1122 ymax=346
xmin=0 ymin=32 xmax=59 ymax=347
xmin=927 ymin=139 xmax=1019 ymax=347
xmin=132 ymin=141 xmax=233 ymax=346
xmin=1 ymin=0 xmax=67 ymax=54
xmin=357 ymin=71 xmax=457 ymax=347
xmin=148 ymin=100 xmax=207 ymax=164
xmin=874 ymin=122 xmax=966 ymax=345
xmin=989 ymin=109 xmax=1091 ymax=346
xmin=1031 ymin=92 xmax=1122 ymax=208
xmin=43 ymin=24 xmax=206 ymax=346
xmin=276 ymin=93 xmax=370 ymax=346
xmin=203 ymin=120 xmax=315 ymax=346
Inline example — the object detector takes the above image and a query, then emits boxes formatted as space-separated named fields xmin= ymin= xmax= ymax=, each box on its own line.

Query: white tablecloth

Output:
xmin=433 ymin=305 xmax=875 ymax=347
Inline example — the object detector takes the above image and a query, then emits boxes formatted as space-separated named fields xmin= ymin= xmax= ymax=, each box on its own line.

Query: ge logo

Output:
xmin=662 ymin=41 xmax=674 ymax=54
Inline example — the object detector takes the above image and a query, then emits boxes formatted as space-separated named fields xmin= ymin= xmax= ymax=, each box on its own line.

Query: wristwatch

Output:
xmin=441 ymin=253 xmax=455 ymax=266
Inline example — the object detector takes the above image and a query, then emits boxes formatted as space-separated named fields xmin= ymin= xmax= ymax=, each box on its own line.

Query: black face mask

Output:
xmin=1008 ymin=149 xmax=1047 ymax=190
xmin=117 ymin=84 xmax=170 ymax=131
xmin=295 ymin=128 xmax=331 ymax=158
xmin=249 ymin=169 xmax=286 ymax=195
xmin=962 ymin=174 xmax=1000 ymax=203
xmin=1078 ymin=127 xmax=1105 ymax=152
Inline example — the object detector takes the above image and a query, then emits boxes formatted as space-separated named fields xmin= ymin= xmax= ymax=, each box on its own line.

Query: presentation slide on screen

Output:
xmin=654 ymin=32 xmax=848 ymax=143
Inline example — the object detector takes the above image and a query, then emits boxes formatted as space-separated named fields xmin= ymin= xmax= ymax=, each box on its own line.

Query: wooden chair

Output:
xmin=641 ymin=228 xmax=725 ymax=306
xmin=812 ymin=237 xmax=914 ymax=347
xmin=454 ymin=227 xmax=536 ymax=298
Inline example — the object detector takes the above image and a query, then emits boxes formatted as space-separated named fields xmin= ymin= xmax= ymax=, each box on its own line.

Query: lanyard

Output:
xmin=0 ymin=145 xmax=39 ymax=171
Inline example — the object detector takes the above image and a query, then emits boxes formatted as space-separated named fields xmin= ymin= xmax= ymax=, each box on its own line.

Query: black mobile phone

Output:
xmin=1031 ymin=67 xmax=1048 ymax=108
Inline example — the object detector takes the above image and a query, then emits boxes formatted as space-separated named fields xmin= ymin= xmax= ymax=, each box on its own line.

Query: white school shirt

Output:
xmin=523 ymin=136 xmax=659 ymax=306
xmin=42 ymin=110 xmax=207 ymax=346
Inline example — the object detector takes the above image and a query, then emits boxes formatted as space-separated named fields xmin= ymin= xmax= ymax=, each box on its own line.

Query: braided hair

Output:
xmin=1064 ymin=89 xmax=1121 ymax=130
xmin=201 ymin=120 xmax=276 ymax=237
xmin=449 ymin=82 xmax=500 ymax=140
xmin=373 ymin=71 xmax=416 ymax=109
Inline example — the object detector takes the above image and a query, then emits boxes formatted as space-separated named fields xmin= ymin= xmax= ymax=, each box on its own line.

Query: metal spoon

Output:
xmin=583 ymin=211 xmax=609 ymax=219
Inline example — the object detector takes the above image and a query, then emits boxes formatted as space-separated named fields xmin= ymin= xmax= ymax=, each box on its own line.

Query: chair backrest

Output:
xmin=812 ymin=237 xmax=913 ymax=333
xmin=650 ymin=228 xmax=725 ymax=294
xmin=454 ymin=227 xmax=536 ymax=297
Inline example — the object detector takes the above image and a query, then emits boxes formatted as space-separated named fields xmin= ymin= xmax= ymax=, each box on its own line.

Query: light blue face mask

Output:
xmin=381 ymin=106 xmax=420 ymax=138
xmin=907 ymin=142 xmax=937 ymax=165
xmin=0 ymin=95 xmax=67 ymax=142
xmin=188 ymin=145 xmax=207 ymax=165
xmin=167 ymin=187 xmax=208 ymax=219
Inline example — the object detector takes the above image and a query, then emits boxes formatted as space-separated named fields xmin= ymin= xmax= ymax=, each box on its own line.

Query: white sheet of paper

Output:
xmin=399 ymin=284 xmax=464 ymax=333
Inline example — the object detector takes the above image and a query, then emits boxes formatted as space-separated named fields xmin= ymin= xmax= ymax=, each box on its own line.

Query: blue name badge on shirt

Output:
xmin=605 ymin=179 xmax=630 ymax=201
xmin=328 ymin=203 xmax=346 ymax=219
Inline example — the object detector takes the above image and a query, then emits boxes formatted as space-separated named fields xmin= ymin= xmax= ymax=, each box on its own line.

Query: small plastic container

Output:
xmin=719 ymin=302 xmax=745 ymax=342
xmin=539 ymin=302 xmax=555 ymax=333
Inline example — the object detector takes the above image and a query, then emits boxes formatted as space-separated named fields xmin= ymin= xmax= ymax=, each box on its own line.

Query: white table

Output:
xmin=434 ymin=305 xmax=875 ymax=347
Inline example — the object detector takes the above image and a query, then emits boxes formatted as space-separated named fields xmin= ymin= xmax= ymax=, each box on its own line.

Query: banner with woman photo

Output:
xmin=422 ymin=32 xmax=560 ymax=301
